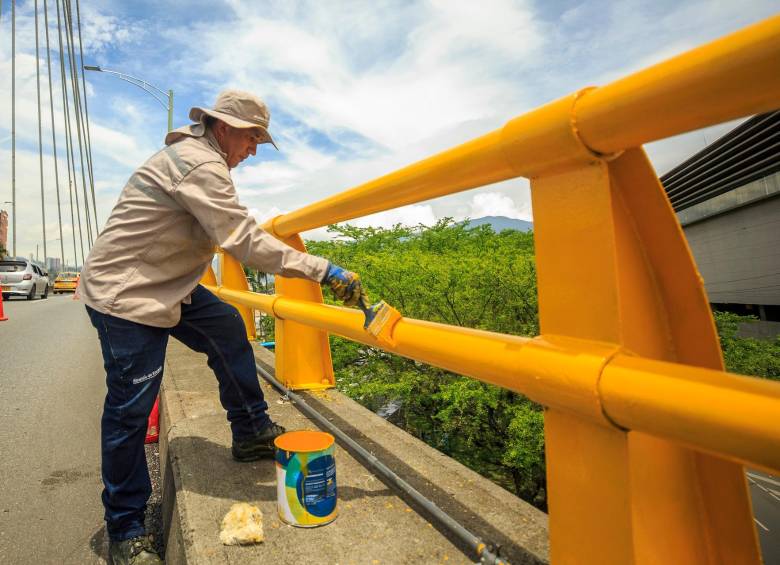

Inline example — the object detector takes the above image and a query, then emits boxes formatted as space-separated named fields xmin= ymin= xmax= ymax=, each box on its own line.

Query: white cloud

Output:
xmin=300 ymin=226 xmax=335 ymax=242
xmin=88 ymin=122 xmax=149 ymax=164
xmin=468 ymin=191 xmax=532 ymax=221
xmin=169 ymin=0 xmax=543 ymax=152
xmin=79 ymin=5 xmax=145 ymax=53
xmin=2 ymin=0 xmax=778 ymax=257
xmin=644 ymin=118 xmax=748 ymax=176
xmin=234 ymin=135 xmax=336 ymax=197
xmin=0 ymin=1 xmax=151 ymax=258
xmin=248 ymin=206 xmax=285 ymax=225
xmin=0 ymin=145 xmax=100 ymax=263
xmin=352 ymin=204 xmax=437 ymax=229
xmin=247 ymin=205 xmax=331 ymax=242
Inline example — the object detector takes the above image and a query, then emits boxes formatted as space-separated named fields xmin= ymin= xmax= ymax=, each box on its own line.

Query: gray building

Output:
xmin=661 ymin=110 xmax=780 ymax=324
xmin=0 ymin=210 xmax=7 ymax=255
xmin=46 ymin=257 xmax=62 ymax=273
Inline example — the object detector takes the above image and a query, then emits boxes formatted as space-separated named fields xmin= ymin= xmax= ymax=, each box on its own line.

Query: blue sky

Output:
xmin=0 ymin=0 xmax=778 ymax=263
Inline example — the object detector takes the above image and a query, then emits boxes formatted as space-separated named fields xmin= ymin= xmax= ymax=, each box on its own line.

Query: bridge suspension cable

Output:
xmin=0 ymin=0 xmax=95 ymax=268
xmin=62 ymin=0 xmax=93 ymax=246
xmin=35 ymin=0 xmax=48 ymax=264
xmin=73 ymin=0 xmax=96 ymax=230
xmin=43 ymin=0 xmax=66 ymax=268
xmin=56 ymin=0 xmax=85 ymax=266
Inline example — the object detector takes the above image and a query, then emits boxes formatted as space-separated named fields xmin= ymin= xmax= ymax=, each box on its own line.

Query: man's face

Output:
xmin=214 ymin=122 xmax=265 ymax=169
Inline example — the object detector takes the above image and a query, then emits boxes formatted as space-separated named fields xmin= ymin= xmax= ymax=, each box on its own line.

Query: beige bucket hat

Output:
xmin=190 ymin=89 xmax=278 ymax=149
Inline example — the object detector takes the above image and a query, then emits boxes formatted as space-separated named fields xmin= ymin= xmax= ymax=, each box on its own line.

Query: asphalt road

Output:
xmin=749 ymin=470 xmax=780 ymax=564
xmin=0 ymin=294 xmax=108 ymax=564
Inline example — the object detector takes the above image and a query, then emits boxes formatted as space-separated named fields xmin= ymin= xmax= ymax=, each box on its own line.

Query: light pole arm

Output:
xmin=84 ymin=66 xmax=174 ymax=132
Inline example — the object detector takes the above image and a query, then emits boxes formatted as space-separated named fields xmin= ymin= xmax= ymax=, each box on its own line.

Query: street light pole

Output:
xmin=11 ymin=0 xmax=16 ymax=257
xmin=167 ymin=89 xmax=174 ymax=133
xmin=83 ymin=65 xmax=174 ymax=132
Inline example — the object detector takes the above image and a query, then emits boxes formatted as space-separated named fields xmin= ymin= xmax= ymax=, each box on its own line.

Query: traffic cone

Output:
xmin=0 ymin=291 xmax=8 ymax=322
xmin=145 ymin=397 xmax=160 ymax=444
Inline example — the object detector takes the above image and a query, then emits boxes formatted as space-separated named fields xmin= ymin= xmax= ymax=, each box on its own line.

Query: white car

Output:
xmin=0 ymin=258 xmax=50 ymax=300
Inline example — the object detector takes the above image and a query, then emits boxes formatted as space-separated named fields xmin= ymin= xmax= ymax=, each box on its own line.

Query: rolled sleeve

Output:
xmin=173 ymin=161 xmax=329 ymax=281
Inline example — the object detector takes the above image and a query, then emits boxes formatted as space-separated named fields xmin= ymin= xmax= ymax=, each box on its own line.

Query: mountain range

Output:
xmin=462 ymin=216 xmax=533 ymax=232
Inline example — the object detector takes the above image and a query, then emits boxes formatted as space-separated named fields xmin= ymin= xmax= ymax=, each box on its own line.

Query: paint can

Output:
xmin=274 ymin=430 xmax=338 ymax=527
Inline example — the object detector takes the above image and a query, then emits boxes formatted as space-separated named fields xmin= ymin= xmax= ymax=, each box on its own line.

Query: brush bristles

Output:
xmin=366 ymin=301 xmax=402 ymax=343
xmin=368 ymin=307 xmax=392 ymax=337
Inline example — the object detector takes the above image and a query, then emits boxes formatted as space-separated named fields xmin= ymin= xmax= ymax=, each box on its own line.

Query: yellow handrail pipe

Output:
xmin=206 ymin=285 xmax=606 ymax=422
xmin=600 ymin=354 xmax=780 ymax=475
xmin=263 ymin=15 xmax=780 ymax=239
xmin=205 ymin=285 xmax=780 ymax=474
xmin=213 ymin=17 xmax=780 ymax=562
xmin=576 ymin=14 xmax=780 ymax=153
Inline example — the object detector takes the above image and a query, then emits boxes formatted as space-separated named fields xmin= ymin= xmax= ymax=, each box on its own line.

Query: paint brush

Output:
xmin=357 ymin=296 xmax=402 ymax=348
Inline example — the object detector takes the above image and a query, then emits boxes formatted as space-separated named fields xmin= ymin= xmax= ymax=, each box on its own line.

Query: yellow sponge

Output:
xmin=219 ymin=502 xmax=264 ymax=545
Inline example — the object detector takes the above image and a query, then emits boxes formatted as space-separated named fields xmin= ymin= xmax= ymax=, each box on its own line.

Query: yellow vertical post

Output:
xmin=210 ymin=250 xmax=256 ymax=341
xmin=532 ymin=161 xmax=636 ymax=563
xmin=200 ymin=264 xmax=217 ymax=286
xmin=270 ymin=231 xmax=334 ymax=390
xmin=221 ymin=252 xmax=256 ymax=340
xmin=530 ymin=128 xmax=760 ymax=565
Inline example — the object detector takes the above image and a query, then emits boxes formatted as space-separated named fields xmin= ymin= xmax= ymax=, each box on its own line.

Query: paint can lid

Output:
xmin=274 ymin=430 xmax=335 ymax=453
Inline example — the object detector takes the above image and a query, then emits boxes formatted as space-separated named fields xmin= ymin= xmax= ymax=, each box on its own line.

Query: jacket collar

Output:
xmin=164 ymin=123 xmax=228 ymax=161
xmin=203 ymin=128 xmax=228 ymax=160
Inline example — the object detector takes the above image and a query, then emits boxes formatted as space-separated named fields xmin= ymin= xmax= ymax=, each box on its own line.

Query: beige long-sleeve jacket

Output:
xmin=80 ymin=125 xmax=328 ymax=327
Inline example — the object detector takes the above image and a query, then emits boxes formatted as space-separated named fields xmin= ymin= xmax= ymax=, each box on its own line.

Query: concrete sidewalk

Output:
xmin=160 ymin=340 xmax=549 ymax=564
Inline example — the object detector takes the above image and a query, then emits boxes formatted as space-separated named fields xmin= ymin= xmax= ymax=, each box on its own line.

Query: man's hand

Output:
xmin=321 ymin=263 xmax=366 ymax=307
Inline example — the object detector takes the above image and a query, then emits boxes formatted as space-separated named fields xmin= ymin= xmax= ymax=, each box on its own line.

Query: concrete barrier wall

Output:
xmin=159 ymin=340 xmax=549 ymax=564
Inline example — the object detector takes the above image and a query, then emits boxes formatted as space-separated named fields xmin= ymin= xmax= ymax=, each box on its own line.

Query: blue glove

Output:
xmin=321 ymin=263 xmax=366 ymax=307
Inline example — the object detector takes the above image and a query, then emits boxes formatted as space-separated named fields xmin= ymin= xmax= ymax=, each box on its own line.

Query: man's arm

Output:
xmin=173 ymin=161 xmax=329 ymax=282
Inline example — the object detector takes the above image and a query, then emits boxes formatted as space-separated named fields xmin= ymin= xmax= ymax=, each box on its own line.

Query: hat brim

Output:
xmin=190 ymin=107 xmax=278 ymax=150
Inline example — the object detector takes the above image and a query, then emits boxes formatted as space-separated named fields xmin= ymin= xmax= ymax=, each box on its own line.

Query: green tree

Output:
xmin=309 ymin=220 xmax=547 ymax=508
xmin=255 ymin=222 xmax=778 ymax=513
xmin=714 ymin=311 xmax=780 ymax=380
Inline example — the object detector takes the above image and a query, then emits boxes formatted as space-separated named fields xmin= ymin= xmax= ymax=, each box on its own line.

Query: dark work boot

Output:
xmin=232 ymin=422 xmax=287 ymax=462
xmin=108 ymin=534 xmax=163 ymax=565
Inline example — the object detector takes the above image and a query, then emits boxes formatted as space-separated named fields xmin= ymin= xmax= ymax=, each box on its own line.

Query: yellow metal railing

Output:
xmin=204 ymin=15 xmax=780 ymax=565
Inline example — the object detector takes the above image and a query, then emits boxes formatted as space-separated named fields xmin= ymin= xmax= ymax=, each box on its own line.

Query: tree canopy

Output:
xmin=251 ymin=220 xmax=778 ymax=512
xmin=308 ymin=220 xmax=547 ymax=508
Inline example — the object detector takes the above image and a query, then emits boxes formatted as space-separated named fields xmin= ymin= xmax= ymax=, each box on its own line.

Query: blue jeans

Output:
xmin=86 ymin=285 xmax=270 ymax=541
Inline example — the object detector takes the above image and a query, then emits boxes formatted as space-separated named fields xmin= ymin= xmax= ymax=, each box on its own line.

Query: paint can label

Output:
xmin=275 ymin=432 xmax=338 ymax=527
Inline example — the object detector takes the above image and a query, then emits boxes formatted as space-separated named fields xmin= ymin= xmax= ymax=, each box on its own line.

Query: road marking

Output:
xmin=26 ymin=298 xmax=54 ymax=306
xmin=748 ymin=472 xmax=780 ymax=488
xmin=749 ymin=478 xmax=769 ymax=493
xmin=754 ymin=518 xmax=769 ymax=532
xmin=748 ymin=478 xmax=780 ymax=503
